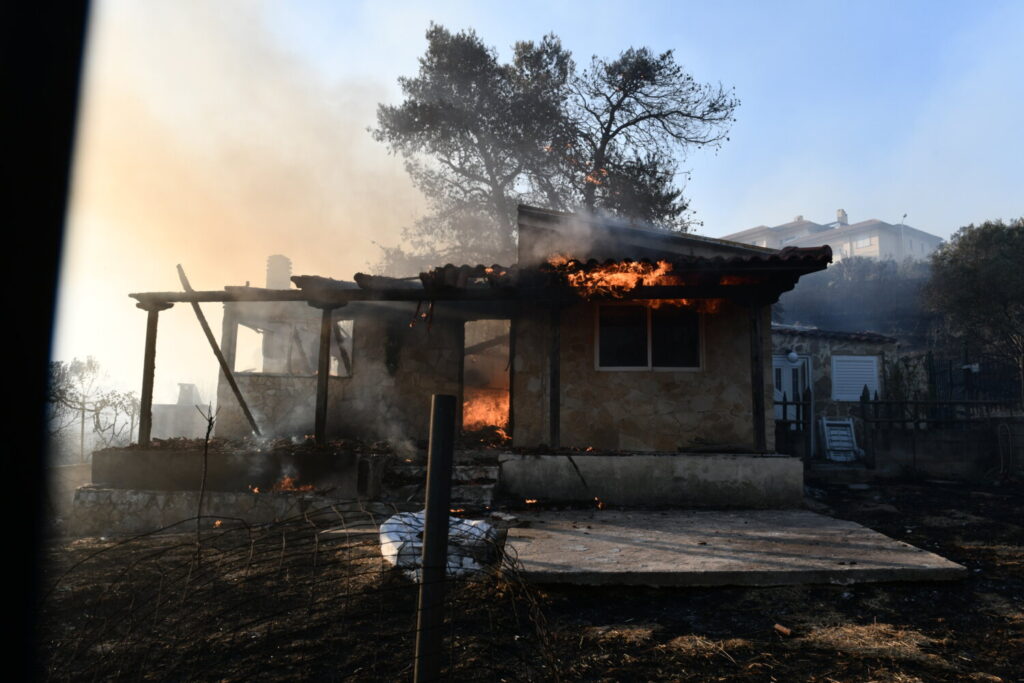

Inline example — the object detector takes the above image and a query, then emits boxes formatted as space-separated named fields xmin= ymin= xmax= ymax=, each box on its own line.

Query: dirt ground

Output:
xmin=37 ymin=479 xmax=1022 ymax=682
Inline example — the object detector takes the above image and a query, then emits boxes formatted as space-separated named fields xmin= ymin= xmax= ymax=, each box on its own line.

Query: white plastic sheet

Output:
xmin=379 ymin=511 xmax=498 ymax=581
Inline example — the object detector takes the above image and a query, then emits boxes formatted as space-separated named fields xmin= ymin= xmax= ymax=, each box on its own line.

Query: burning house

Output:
xmin=123 ymin=205 xmax=831 ymax=509
xmin=209 ymin=207 xmax=830 ymax=450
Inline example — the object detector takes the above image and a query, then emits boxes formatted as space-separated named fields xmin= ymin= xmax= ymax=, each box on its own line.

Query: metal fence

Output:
xmin=773 ymin=388 xmax=813 ymax=460
xmin=927 ymin=352 xmax=1022 ymax=403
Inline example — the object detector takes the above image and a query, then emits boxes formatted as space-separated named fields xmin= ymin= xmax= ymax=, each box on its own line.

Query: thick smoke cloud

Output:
xmin=54 ymin=1 xmax=425 ymax=405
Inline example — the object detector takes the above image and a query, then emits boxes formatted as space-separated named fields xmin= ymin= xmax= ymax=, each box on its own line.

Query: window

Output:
xmin=854 ymin=236 xmax=873 ymax=248
xmin=597 ymin=304 xmax=701 ymax=369
xmin=831 ymin=355 xmax=879 ymax=400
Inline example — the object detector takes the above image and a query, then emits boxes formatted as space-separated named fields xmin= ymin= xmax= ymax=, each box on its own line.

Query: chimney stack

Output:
xmin=794 ymin=215 xmax=804 ymax=222
xmin=836 ymin=209 xmax=848 ymax=226
xmin=266 ymin=254 xmax=292 ymax=289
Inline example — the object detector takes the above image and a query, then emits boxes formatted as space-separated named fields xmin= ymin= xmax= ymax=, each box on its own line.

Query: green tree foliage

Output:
xmin=924 ymin=218 xmax=1024 ymax=399
xmin=373 ymin=25 xmax=739 ymax=271
xmin=777 ymin=256 xmax=934 ymax=345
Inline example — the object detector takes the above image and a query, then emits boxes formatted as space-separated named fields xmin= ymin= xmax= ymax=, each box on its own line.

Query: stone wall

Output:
xmin=91 ymin=446 xmax=380 ymax=498
xmin=512 ymin=301 xmax=774 ymax=451
xmin=70 ymin=487 xmax=413 ymax=537
xmin=217 ymin=311 xmax=463 ymax=443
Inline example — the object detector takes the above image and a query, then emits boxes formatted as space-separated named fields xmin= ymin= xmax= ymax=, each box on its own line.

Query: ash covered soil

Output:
xmin=38 ymin=480 xmax=1022 ymax=682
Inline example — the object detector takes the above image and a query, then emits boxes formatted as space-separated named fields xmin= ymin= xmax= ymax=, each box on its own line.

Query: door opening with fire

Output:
xmin=462 ymin=320 xmax=510 ymax=437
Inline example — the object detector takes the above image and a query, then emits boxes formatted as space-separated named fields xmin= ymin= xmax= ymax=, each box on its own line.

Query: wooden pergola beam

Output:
xmin=129 ymin=280 xmax=804 ymax=308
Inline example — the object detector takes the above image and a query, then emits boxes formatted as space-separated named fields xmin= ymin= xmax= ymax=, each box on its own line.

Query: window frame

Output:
xmin=594 ymin=302 xmax=704 ymax=372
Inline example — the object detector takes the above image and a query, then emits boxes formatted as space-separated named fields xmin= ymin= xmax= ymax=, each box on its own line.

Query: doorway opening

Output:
xmin=462 ymin=320 xmax=510 ymax=437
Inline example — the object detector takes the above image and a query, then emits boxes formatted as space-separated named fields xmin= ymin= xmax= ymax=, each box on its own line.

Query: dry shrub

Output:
xmin=801 ymin=622 xmax=950 ymax=668
xmin=666 ymin=634 xmax=751 ymax=662
xmin=583 ymin=623 xmax=662 ymax=645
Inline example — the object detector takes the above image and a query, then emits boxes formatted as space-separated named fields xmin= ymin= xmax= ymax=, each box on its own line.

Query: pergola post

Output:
xmin=749 ymin=304 xmax=768 ymax=452
xmin=310 ymin=302 xmax=343 ymax=446
xmin=136 ymin=301 xmax=173 ymax=447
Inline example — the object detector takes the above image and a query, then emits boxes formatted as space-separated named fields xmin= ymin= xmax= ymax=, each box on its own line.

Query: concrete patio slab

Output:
xmin=506 ymin=509 xmax=965 ymax=586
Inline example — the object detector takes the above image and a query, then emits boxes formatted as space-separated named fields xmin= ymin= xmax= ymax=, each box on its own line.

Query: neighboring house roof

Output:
xmin=772 ymin=323 xmax=897 ymax=345
xmin=723 ymin=214 xmax=943 ymax=247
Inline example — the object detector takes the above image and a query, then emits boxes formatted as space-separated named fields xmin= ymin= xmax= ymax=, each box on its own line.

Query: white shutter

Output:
xmin=831 ymin=355 xmax=879 ymax=401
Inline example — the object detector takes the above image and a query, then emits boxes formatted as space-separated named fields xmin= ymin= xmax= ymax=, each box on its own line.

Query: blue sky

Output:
xmin=56 ymin=0 xmax=1022 ymax=401
xmin=262 ymin=0 xmax=1022 ymax=233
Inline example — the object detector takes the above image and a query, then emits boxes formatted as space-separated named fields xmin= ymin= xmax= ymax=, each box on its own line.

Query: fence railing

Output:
xmin=774 ymin=387 xmax=813 ymax=459
xmin=858 ymin=386 xmax=1019 ymax=430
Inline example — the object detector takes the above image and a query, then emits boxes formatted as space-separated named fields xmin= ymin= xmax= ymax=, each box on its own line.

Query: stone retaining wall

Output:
xmin=70 ymin=487 xmax=413 ymax=537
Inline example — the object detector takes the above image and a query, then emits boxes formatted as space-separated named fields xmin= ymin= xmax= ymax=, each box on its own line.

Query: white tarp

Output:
xmin=379 ymin=511 xmax=499 ymax=581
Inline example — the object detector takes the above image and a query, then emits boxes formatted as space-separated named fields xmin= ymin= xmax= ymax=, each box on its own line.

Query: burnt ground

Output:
xmin=38 ymin=480 xmax=1022 ymax=682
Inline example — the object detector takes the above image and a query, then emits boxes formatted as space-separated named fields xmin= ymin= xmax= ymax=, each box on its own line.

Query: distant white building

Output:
xmin=722 ymin=209 xmax=943 ymax=261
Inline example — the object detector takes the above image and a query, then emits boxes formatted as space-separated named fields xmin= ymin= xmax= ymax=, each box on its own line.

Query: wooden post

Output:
xmin=414 ymin=394 xmax=456 ymax=683
xmin=749 ymin=305 xmax=767 ymax=452
xmin=549 ymin=306 xmax=561 ymax=448
xmin=311 ymin=303 xmax=337 ymax=446
xmin=507 ymin=316 xmax=517 ymax=442
xmin=310 ymin=302 xmax=348 ymax=446
xmin=136 ymin=301 xmax=173 ymax=447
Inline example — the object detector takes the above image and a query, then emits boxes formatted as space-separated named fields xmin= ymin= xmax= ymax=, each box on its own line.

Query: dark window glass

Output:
xmin=598 ymin=305 xmax=647 ymax=367
xmin=651 ymin=306 xmax=700 ymax=367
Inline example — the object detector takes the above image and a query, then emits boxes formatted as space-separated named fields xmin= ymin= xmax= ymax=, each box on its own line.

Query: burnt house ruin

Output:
xmin=127 ymin=206 xmax=831 ymax=507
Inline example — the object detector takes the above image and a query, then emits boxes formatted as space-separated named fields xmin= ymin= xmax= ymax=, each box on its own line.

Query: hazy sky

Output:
xmin=55 ymin=0 xmax=1023 ymax=405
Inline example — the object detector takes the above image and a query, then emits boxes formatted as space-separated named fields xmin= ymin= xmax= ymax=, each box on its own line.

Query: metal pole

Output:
xmin=414 ymin=394 xmax=456 ymax=683
xmin=137 ymin=302 xmax=172 ymax=447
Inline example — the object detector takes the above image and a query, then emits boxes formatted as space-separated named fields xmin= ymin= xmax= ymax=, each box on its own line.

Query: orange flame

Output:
xmin=525 ymin=499 xmax=538 ymax=504
xmin=213 ymin=519 xmax=222 ymax=528
xmin=641 ymin=298 xmax=723 ymax=314
xmin=548 ymin=256 xmax=686 ymax=298
xmin=462 ymin=388 xmax=509 ymax=435
xmin=272 ymin=476 xmax=314 ymax=493
xmin=594 ymin=497 xmax=606 ymax=510
xmin=249 ymin=485 xmax=261 ymax=494
xmin=719 ymin=275 xmax=757 ymax=285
